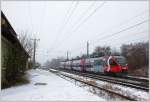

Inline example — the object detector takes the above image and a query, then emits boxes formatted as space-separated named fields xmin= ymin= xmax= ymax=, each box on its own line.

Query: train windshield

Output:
xmin=94 ymin=60 xmax=101 ymax=65
xmin=109 ymin=59 xmax=118 ymax=66
xmin=115 ymin=57 xmax=126 ymax=65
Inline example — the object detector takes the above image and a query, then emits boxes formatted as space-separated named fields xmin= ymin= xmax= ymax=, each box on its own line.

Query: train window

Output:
xmin=101 ymin=61 xmax=105 ymax=66
xmin=94 ymin=60 xmax=101 ymax=65
xmin=102 ymin=60 xmax=107 ymax=66
xmin=115 ymin=57 xmax=126 ymax=65
xmin=86 ymin=63 xmax=92 ymax=67
xmin=109 ymin=59 xmax=117 ymax=66
xmin=76 ymin=63 xmax=79 ymax=67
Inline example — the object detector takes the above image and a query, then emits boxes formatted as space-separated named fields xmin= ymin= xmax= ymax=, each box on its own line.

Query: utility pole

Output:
xmin=67 ymin=51 xmax=69 ymax=61
xmin=31 ymin=38 xmax=40 ymax=69
xmin=87 ymin=41 xmax=89 ymax=58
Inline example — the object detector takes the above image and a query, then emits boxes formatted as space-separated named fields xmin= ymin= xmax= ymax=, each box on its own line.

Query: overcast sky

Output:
xmin=2 ymin=1 xmax=149 ymax=65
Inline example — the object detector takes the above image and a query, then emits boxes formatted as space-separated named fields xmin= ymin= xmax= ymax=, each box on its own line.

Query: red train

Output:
xmin=60 ymin=55 xmax=128 ymax=75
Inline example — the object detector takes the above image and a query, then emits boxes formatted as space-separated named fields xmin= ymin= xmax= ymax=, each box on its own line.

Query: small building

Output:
xmin=1 ymin=11 xmax=30 ymax=88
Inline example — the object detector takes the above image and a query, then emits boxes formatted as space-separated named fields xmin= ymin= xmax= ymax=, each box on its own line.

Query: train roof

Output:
xmin=61 ymin=55 xmax=125 ymax=62
xmin=113 ymin=55 xmax=125 ymax=58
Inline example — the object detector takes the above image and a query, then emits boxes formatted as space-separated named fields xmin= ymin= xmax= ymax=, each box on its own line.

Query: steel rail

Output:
xmin=56 ymin=68 xmax=149 ymax=92
xmin=49 ymin=69 xmax=137 ymax=101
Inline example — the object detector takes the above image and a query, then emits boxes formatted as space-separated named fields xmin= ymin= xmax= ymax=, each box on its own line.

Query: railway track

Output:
xmin=122 ymin=75 xmax=149 ymax=83
xmin=49 ymin=69 xmax=137 ymax=101
xmin=55 ymin=68 xmax=149 ymax=92
xmin=78 ymin=69 xmax=149 ymax=83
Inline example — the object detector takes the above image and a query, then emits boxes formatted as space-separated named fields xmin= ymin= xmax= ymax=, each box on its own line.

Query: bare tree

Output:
xmin=18 ymin=30 xmax=34 ymax=57
xmin=44 ymin=57 xmax=65 ymax=69
xmin=121 ymin=42 xmax=149 ymax=76
xmin=92 ymin=46 xmax=111 ymax=57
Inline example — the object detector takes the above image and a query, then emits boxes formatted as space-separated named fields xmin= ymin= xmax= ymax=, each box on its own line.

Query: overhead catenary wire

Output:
xmin=72 ymin=34 xmax=149 ymax=58
xmin=46 ymin=3 xmax=148 ymax=59
xmin=67 ymin=19 xmax=148 ymax=53
xmin=71 ymin=1 xmax=106 ymax=33
xmin=102 ymin=30 xmax=148 ymax=42
xmin=64 ymin=11 xmax=149 ymax=53
xmin=70 ymin=20 xmax=148 ymax=57
xmin=67 ymin=1 xmax=96 ymax=33
xmin=89 ymin=10 xmax=149 ymax=41
xmin=48 ymin=1 xmax=74 ymax=49
xmin=61 ymin=1 xmax=106 ymax=42
xmin=61 ymin=1 xmax=79 ymax=32
xmin=90 ymin=19 xmax=149 ymax=45
xmin=49 ymin=1 xmax=79 ymax=51
xmin=112 ymin=34 xmax=149 ymax=46
xmin=58 ymin=1 xmax=76 ymax=33
xmin=56 ymin=19 xmax=148 ymax=59
xmin=38 ymin=1 xmax=47 ymax=35
xmin=55 ymin=1 xmax=96 ymax=53
xmin=100 ymin=30 xmax=149 ymax=47
xmin=50 ymin=16 xmax=148 ymax=57
xmin=49 ymin=1 xmax=106 ymax=53
xmin=27 ymin=1 xmax=35 ymax=37
xmin=72 ymin=30 xmax=149 ymax=53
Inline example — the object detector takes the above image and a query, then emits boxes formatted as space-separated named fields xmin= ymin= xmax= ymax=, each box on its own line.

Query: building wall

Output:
xmin=1 ymin=13 xmax=29 ymax=88
xmin=2 ymin=35 xmax=29 ymax=87
xmin=1 ymin=35 xmax=13 ymax=83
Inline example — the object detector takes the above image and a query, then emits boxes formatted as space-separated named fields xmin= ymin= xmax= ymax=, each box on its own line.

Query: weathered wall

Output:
xmin=1 ymin=12 xmax=29 ymax=88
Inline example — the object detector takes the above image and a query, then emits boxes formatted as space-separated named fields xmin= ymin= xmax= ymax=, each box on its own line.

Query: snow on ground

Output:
xmin=55 ymin=69 xmax=149 ymax=101
xmin=1 ymin=69 xmax=105 ymax=101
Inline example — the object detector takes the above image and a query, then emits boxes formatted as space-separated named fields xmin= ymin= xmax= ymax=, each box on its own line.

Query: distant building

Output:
xmin=1 ymin=11 xmax=30 ymax=88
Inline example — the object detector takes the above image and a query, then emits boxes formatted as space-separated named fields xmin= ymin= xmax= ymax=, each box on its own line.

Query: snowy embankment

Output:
xmin=56 ymin=69 xmax=149 ymax=101
xmin=1 ymin=69 xmax=105 ymax=101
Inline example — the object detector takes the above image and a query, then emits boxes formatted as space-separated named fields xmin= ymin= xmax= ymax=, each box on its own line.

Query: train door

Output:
xmin=93 ymin=60 xmax=100 ymax=72
xmin=90 ymin=60 xmax=95 ymax=72
xmin=94 ymin=59 xmax=105 ymax=73
xmin=80 ymin=58 xmax=86 ymax=72
xmin=99 ymin=59 xmax=105 ymax=72
xmin=70 ymin=60 xmax=73 ymax=70
xmin=85 ymin=59 xmax=91 ymax=72
xmin=73 ymin=61 xmax=77 ymax=71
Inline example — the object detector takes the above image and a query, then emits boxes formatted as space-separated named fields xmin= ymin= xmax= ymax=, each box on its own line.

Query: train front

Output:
xmin=114 ymin=56 xmax=128 ymax=75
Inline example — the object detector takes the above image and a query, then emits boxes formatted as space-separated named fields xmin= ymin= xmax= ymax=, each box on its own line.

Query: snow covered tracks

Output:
xmin=123 ymin=75 xmax=149 ymax=83
xmin=57 ymin=69 xmax=149 ymax=92
xmin=49 ymin=69 xmax=138 ymax=101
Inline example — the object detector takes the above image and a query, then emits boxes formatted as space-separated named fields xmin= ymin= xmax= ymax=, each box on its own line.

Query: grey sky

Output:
xmin=2 ymin=1 xmax=149 ymax=64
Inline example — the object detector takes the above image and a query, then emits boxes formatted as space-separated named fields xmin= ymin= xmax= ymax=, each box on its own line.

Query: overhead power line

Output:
xmin=112 ymin=34 xmax=149 ymax=46
xmin=58 ymin=1 xmax=74 ymax=33
xmin=59 ymin=1 xmax=106 ymax=45
xmin=52 ymin=9 xmax=147 ymax=54
xmin=106 ymin=30 xmax=148 ymax=42
xmin=72 ymin=33 xmax=148 ymax=58
xmin=72 ymin=1 xmax=106 ymax=32
xmin=49 ymin=1 xmax=79 ymax=51
xmin=48 ymin=3 xmax=148 ymax=57
xmin=71 ymin=24 xmax=148 ymax=54
xmin=27 ymin=1 xmax=34 ymax=35
xmin=89 ymin=10 xmax=149 ymax=40
xmin=49 ymin=1 xmax=106 ymax=52
xmin=49 ymin=1 xmax=74 ymax=48
xmin=52 ymin=6 xmax=149 ymax=57
xmin=91 ymin=19 xmax=149 ymax=45
xmin=68 ymin=1 xmax=96 ymax=32
xmin=60 ymin=1 xmax=78 ymax=33
xmin=70 ymin=10 xmax=149 ymax=52
xmin=38 ymin=2 xmax=47 ymax=35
